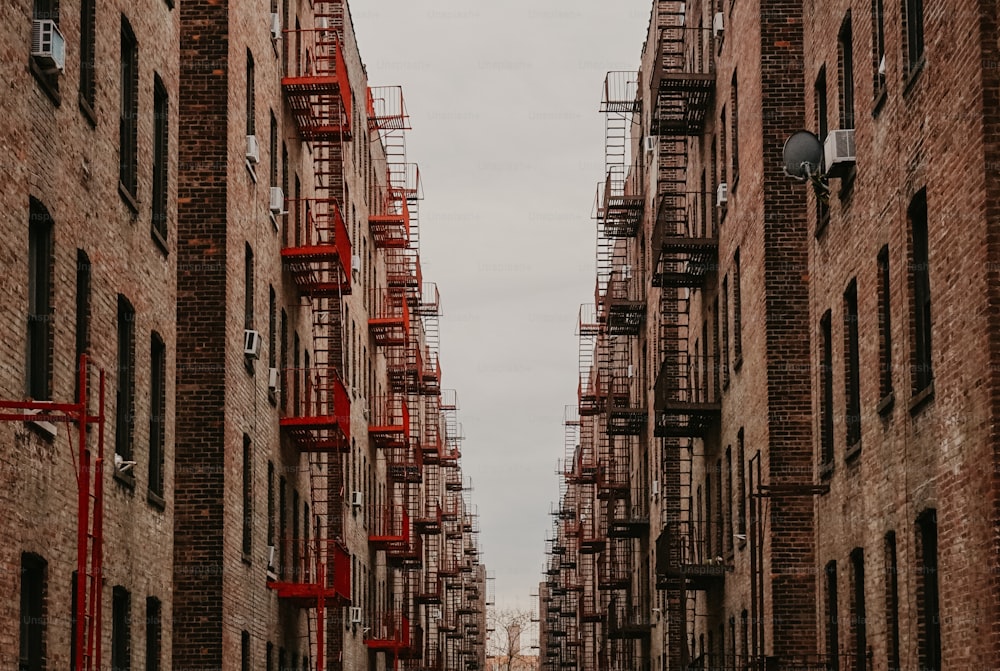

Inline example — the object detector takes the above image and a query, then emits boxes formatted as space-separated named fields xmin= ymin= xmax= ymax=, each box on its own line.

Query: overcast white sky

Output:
xmin=352 ymin=0 xmax=652 ymax=612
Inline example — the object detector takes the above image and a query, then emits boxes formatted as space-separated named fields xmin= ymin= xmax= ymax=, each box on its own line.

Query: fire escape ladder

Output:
xmin=650 ymin=2 xmax=715 ymax=137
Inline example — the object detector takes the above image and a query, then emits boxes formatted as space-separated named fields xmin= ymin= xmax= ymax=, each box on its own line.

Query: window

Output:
xmin=884 ymin=532 xmax=901 ymax=671
xmin=844 ymin=280 xmax=861 ymax=449
xmin=241 ymin=631 xmax=250 ymax=671
xmin=916 ymin=510 xmax=940 ymax=671
xmin=269 ymin=286 xmax=277 ymax=369
xmin=820 ymin=310 xmax=834 ymax=470
xmin=27 ymin=201 xmax=53 ymax=401
xmin=872 ymin=0 xmax=886 ymax=95
xmin=838 ymin=12 xmax=855 ymax=130
xmin=815 ymin=66 xmax=831 ymax=229
xmin=903 ymin=0 xmax=924 ymax=78
xmin=736 ymin=429 xmax=746 ymax=538
xmin=116 ymin=295 xmax=136 ymax=463
xmin=721 ymin=275 xmax=731 ymax=387
xmin=270 ymin=111 xmax=278 ymax=186
xmin=152 ymin=76 xmax=169 ymax=245
xmin=278 ymin=648 xmax=286 ymax=671
xmin=31 ymin=0 xmax=60 ymax=97
xmin=910 ymin=189 xmax=932 ymax=394
xmin=267 ymin=642 xmax=274 ymax=671
xmin=714 ymin=458 xmax=724 ymax=553
xmin=145 ymin=597 xmax=161 ymax=671
xmin=720 ymin=105 xmax=728 ymax=187
xmin=242 ymin=434 xmax=253 ymax=555
xmin=292 ymin=490 xmax=300 ymax=578
xmin=850 ymin=549 xmax=867 ymax=667
xmin=877 ymin=247 xmax=893 ymax=403
xmin=705 ymin=472 xmax=713 ymax=557
xmin=80 ymin=0 xmax=96 ymax=112
xmin=725 ymin=446 xmax=733 ymax=554
xmin=246 ymin=51 xmax=256 ymax=136
xmin=149 ymin=333 xmax=166 ymax=499
xmin=245 ymin=244 xmax=255 ymax=330
xmin=267 ymin=461 xmax=275 ymax=547
xmin=824 ymin=561 xmax=839 ymax=667
xmin=112 ymin=586 xmax=131 ymax=671
xmin=731 ymin=71 xmax=739 ymax=184
xmin=74 ymin=250 xmax=91 ymax=401
xmin=19 ymin=553 xmax=46 ymax=671
xmin=120 ymin=17 xmax=139 ymax=202
xmin=733 ymin=248 xmax=742 ymax=365
xmin=70 ymin=571 xmax=79 ymax=671
xmin=280 ymin=309 xmax=288 ymax=409
xmin=279 ymin=476 xmax=287 ymax=578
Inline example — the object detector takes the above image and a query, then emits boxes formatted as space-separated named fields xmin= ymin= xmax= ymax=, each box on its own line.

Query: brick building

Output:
xmin=2 ymin=0 xmax=486 ymax=670
xmin=541 ymin=0 xmax=1000 ymax=670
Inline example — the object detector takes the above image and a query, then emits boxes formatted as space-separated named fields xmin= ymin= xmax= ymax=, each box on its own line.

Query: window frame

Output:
xmin=19 ymin=552 xmax=47 ymax=671
xmin=844 ymin=279 xmax=862 ymax=452
xmin=148 ymin=332 xmax=167 ymax=503
xmin=27 ymin=202 xmax=54 ymax=402
xmin=119 ymin=16 xmax=139 ymax=208
xmin=910 ymin=189 xmax=933 ymax=399
xmin=115 ymin=295 xmax=136 ymax=469
xmin=152 ymin=75 xmax=169 ymax=248
xmin=111 ymin=585 xmax=131 ymax=671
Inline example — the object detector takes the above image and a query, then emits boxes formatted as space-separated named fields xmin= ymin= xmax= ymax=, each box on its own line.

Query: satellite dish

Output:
xmin=782 ymin=130 xmax=823 ymax=181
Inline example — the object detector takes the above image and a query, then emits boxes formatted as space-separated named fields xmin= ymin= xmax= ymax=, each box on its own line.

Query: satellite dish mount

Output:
xmin=782 ymin=130 xmax=829 ymax=202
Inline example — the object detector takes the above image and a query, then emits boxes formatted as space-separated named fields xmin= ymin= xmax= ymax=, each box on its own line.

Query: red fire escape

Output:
xmin=279 ymin=6 xmax=355 ymax=671
xmin=0 ymin=356 xmax=106 ymax=671
xmin=646 ymin=4 xmax=724 ymax=668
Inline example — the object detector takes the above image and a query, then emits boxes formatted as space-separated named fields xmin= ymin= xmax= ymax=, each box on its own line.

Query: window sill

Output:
xmin=245 ymin=358 xmax=255 ymax=376
xmin=78 ymin=94 xmax=97 ymax=128
xmin=151 ymin=224 xmax=169 ymax=256
xmin=736 ymin=537 xmax=746 ymax=551
xmin=877 ymin=391 xmax=895 ymax=416
xmin=819 ymin=460 xmax=834 ymax=480
xmin=731 ymin=173 xmax=739 ymax=195
xmin=119 ymin=182 xmax=139 ymax=215
xmin=909 ymin=380 xmax=935 ymax=415
xmin=845 ymin=440 xmax=862 ymax=463
xmin=25 ymin=416 xmax=58 ymax=441
xmin=113 ymin=468 xmax=136 ymax=490
xmin=30 ymin=58 xmax=61 ymax=106
xmin=268 ymin=388 xmax=278 ymax=407
xmin=903 ymin=56 xmax=926 ymax=97
xmin=147 ymin=489 xmax=166 ymax=511
xmin=872 ymin=87 xmax=888 ymax=117
xmin=241 ymin=552 xmax=253 ymax=567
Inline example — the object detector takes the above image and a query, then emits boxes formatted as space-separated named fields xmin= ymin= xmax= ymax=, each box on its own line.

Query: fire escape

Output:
xmin=277 ymin=6 xmax=355 ymax=670
xmin=646 ymin=4 xmax=724 ymax=669
xmin=0 ymin=356 xmax=106 ymax=671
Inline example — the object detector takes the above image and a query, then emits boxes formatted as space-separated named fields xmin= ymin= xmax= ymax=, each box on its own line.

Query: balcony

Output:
xmin=651 ymin=192 xmax=718 ymax=288
xmin=607 ymin=362 xmax=647 ymax=435
xmin=415 ymin=502 xmax=443 ymax=535
xmin=578 ymin=330 xmax=609 ymax=417
xmin=369 ymin=192 xmax=411 ymax=249
xmin=607 ymin=601 xmax=651 ymax=640
xmin=386 ymin=446 xmax=423 ymax=484
xmin=365 ymin=612 xmax=411 ymax=652
xmin=596 ymin=458 xmax=628 ymax=500
xmin=387 ymin=247 xmax=422 ymax=289
xmin=417 ymin=576 xmax=443 ymax=605
xmin=599 ymin=270 xmax=646 ymax=337
xmin=282 ymin=198 xmax=352 ymax=297
xmin=421 ymin=347 xmax=441 ymax=395
xmin=369 ymin=394 xmax=410 ymax=448
xmin=655 ymin=520 xmax=732 ymax=590
xmin=282 ymin=30 xmax=352 ymax=141
xmin=387 ymin=533 xmax=423 ymax=568
xmin=279 ymin=367 xmax=351 ymax=452
xmin=597 ymin=549 xmax=629 ymax=591
xmin=370 ymin=504 xmax=410 ymax=550
xmin=606 ymin=490 xmax=650 ymax=538
xmin=388 ymin=345 xmax=423 ymax=393
xmin=649 ymin=25 xmax=715 ymax=137
xmin=266 ymin=538 xmax=351 ymax=607
xmin=367 ymin=85 xmax=411 ymax=132
xmin=579 ymin=512 xmax=606 ymax=555
xmin=369 ymin=289 xmax=410 ymax=346
xmin=596 ymin=172 xmax=644 ymax=238
xmin=654 ymin=353 xmax=721 ymax=438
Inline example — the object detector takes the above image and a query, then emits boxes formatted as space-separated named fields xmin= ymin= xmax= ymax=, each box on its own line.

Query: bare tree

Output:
xmin=487 ymin=607 xmax=535 ymax=671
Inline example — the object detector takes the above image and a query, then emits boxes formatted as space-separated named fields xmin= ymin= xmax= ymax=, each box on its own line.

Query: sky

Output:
xmin=351 ymin=0 xmax=653 ymax=613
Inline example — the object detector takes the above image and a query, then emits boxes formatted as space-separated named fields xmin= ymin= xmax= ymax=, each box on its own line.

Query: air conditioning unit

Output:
xmin=351 ymin=490 xmax=363 ymax=508
xmin=622 ymin=264 xmax=632 ymax=279
xmin=717 ymin=182 xmax=729 ymax=207
xmin=652 ymin=479 xmax=659 ymax=497
xmin=244 ymin=329 xmax=262 ymax=358
xmin=31 ymin=20 xmax=66 ymax=72
xmin=362 ymin=406 xmax=371 ymax=421
xmin=269 ymin=186 xmax=285 ymax=214
xmin=713 ymin=12 xmax=725 ymax=37
xmin=270 ymin=12 xmax=281 ymax=40
xmin=350 ymin=606 xmax=363 ymax=624
xmin=627 ymin=364 xmax=635 ymax=378
xmin=823 ymin=128 xmax=856 ymax=178
xmin=267 ymin=545 xmax=277 ymax=578
xmin=317 ymin=17 xmax=330 ymax=35
xmin=352 ymin=255 xmax=362 ymax=273
xmin=246 ymin=135 xmax=260 ymax=165
xmin=268 ymin=367 xmax=280 ymax=393
xmin=643 ymin=136 xmax=656 ymax=153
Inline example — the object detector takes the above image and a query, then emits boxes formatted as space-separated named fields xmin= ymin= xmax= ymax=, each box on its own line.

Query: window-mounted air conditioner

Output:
xmin=268 ymin=367 xmax=279 ymax=393
xmin=823 ymin=128 xmax=856 ymax=178
xmin=244 ymin=329 xmax=262 ymax=358
xmin=717 ymin=182 xmax=729 ymax=207
xmin=246 ymin=135 xmax=260 ymax=165
xmin=267 ymin=545 xmax=277 ymax=579
xmin=652 ymin=479 xmax=659 ymax=497
xmin=351 ymin=490 xmax=363 ymax=508
xmin=350 ymin=606 xmax=363 ymax=624
xmin=352 ymin=255 xmax=362 ymax=274
xmin=31 ymin=20 xmax=65 ymax=72
xmin=269 ymin=186 xmax=285 ymax=214
xmin=644 ymin=136 xmax=656 ymax=153
xmin=316 ymin=17 xmax=330 ymax=36
xmin=270 ymin=12 xmax=281 ymax=41
xmin=713 ymin=12 xmax=725 ymax=38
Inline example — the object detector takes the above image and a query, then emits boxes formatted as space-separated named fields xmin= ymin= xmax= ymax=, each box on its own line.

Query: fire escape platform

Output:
xmin=282 ymin=77 xmax=352 ymax=141
xmin=607 ymin=406 xmax=648 ymax=435
xmin=650 ymin=72 xmax=715 ymax=137
xmin=266 ymin=580 xmax=350 ymax=607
